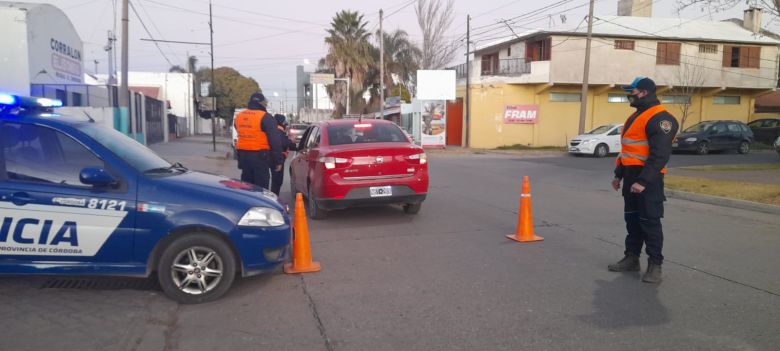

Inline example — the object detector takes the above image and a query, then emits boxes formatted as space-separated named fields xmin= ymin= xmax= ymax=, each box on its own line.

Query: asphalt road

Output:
xmin=1 ymin=139 xmax=778 ymax=351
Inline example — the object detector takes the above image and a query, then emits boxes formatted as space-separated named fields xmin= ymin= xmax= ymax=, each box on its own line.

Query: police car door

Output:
xmin=0 ymin=122 xmax=136 ymax=268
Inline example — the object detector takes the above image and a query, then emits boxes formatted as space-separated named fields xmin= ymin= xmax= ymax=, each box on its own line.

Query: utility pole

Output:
xmin=119 ymin=0 xmax=129 ymax=132
xmin=105 ymin=30 xmax=116 ymax=85
xmin=578 ymin=0 xmax=595 ymax=135
xmin=465 ymin=14 xmax=471 ymax=148
xmin=379 ymin=9 xmax=384 ymax=119
xmin=209 ymin=0 xmax=216 ymax=152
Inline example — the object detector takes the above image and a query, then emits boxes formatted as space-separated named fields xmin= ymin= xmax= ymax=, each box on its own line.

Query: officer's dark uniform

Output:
xmin=269 ymin=114 xmax=298 ymax=196
xmin=234 ymin=93 xmax=283 ymax=189
xmin=611 ymin=77 xmax=679 ymax=283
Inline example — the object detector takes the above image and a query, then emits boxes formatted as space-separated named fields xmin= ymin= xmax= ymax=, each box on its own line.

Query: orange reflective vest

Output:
xmin=617 ymin=105 xmax=667 ymax=174
xmin=234 ymin=110 xmax=270 ymax=151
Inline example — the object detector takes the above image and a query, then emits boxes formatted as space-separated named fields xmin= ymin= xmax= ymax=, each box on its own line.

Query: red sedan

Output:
xmin=289 ymin=119 xmax=429 ymax=219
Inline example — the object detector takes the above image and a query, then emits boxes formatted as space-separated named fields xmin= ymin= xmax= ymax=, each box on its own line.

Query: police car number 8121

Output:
xmin=1 ymin=94 xmax=291 ymax=304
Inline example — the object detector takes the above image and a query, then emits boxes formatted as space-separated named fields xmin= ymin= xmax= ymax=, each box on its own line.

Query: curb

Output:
xmin=666 ymin=189 xmax=780 ymax=215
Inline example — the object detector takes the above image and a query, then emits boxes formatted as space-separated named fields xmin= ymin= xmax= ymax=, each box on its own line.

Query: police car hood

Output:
xmin=154 ymin=171 xmax=282 ymax=210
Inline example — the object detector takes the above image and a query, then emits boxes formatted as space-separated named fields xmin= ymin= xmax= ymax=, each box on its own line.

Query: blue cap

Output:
xmin=621 ymin=76 xmax=656 ymax=93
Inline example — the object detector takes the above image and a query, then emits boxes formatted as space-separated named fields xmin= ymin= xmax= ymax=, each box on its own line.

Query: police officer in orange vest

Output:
xmin=608 ymin=77 xmax=679 ymax=284
xmin=234 ymin=92 xmax=284 ymax=189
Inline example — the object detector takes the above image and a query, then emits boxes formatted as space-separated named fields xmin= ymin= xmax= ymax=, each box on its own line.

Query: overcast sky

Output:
xmin=32 ymin=0 xmax=780 ymax=107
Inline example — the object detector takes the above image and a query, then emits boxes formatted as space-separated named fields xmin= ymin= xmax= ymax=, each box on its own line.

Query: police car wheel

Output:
xmin=157 ymin=233 xmax=237 ymax=304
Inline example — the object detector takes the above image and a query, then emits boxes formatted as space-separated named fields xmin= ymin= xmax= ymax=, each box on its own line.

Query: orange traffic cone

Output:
xmin=506 ymin=176 xmax=544 ymax=243
xmin=284 ymin=193 xmax=322 ymax=274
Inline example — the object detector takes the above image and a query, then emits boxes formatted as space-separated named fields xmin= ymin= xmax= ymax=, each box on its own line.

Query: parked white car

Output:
xmin=568 ymin=124 xmax=624 ymax=158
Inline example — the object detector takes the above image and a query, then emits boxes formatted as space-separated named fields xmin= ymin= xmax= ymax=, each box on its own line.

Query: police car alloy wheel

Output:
xmin=157 ymin=233 xmax=237 ymax=304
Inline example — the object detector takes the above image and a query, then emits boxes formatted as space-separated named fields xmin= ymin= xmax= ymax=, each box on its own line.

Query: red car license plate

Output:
xmin=369 ymin=186 xmax=392 ymax=197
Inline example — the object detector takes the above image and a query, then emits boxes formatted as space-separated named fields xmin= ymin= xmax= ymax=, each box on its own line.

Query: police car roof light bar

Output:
xmin=0 ymin=93 xmax=18 ymax=105
xmin=36 ymin=98 xmax=64 ymax=108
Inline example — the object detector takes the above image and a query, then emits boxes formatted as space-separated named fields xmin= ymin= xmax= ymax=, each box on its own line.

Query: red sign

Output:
xmin=504 ymin=105 xmax=539 ymax=124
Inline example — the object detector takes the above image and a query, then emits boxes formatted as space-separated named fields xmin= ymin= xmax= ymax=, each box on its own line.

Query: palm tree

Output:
xmin=324 ymin=10 xmax=373 ymax=116
xmin=169 ymin=65 xmax=186 ymax=73
xmin=377 ymin=29 xmax=421 ymax=102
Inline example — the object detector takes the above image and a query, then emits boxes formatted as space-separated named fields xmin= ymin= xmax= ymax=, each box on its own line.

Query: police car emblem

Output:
xmin=660 ymin=120 xmax=672 ymax=134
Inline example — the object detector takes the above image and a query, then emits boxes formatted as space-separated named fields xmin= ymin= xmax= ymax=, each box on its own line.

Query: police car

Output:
xmin=0 ymin=94 xmax=290 ymax=304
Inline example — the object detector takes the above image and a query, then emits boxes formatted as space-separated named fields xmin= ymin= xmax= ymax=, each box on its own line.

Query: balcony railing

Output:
xmin=483 ymin=58 xmax=531 ymax=77
xmin=448 ymin=63 xmax=468 ymax=79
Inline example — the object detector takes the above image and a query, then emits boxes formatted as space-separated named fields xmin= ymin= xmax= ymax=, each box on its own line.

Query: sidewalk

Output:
xmin=150 ymin=135 xmax=240 ymax=179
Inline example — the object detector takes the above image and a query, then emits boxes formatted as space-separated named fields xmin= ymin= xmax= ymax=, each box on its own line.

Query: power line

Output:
xmin=128 ymin=0 xmax=174 ymax=67
xmin=135 ymin=0 xmax=185 ymax=64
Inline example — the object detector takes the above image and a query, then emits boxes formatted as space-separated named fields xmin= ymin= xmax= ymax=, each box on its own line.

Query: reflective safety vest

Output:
xmin=234 ymin=110 xmax=270 ymax=151
xmin=617 ymin=105 xmax=667 ymax=174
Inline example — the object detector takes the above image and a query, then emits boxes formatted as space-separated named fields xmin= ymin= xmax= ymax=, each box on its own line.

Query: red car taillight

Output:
xmin=405 ymin=153 xmax=427 ymax=165
xmin=318 ymin=156 xmax=351 ymax=169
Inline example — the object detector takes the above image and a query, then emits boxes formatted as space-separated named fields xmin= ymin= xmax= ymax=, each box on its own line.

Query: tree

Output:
xmin=676 ymin=0 xmax=780 ymax=17
xmin=196 ymin=67 xmax=260 ymax=123
xmin=377 ymin=29 xmax=422 ymax=102
xmin=671 ymin=57 xmax=706 ymax=129
xmin=324 ymin=10 xmax=374 ymax=116
xmin=169 ymin=65 xmax=186 ymax=73
xmin=416 ymin=0 xmax=458 ymax=69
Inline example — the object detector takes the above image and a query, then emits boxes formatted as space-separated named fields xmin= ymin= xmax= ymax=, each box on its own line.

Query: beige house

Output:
xmin=453 ymin=6 xmax=780 ymax=148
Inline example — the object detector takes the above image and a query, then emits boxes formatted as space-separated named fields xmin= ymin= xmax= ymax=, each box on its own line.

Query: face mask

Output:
xmin=627 ymin=94 xmax=640 ymax=107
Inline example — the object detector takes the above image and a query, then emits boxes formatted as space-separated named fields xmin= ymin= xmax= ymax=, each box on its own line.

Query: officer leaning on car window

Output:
xmin=269 ymin=114 xmax=298 ymax=197
xmin=233 ymin=92 xmax=284 ymax=189
xmin=608 ymin=77 xmax=679 ymax=284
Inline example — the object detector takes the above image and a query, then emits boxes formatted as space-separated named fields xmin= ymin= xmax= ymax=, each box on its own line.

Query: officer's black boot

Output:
xmin=642 ymin=264 xmax=662 ymax=283
xmin=608 ymin=255 xmax=640 ymax=272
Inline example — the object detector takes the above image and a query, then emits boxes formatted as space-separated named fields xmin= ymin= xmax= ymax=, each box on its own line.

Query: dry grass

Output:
xmin=665 ymin=175 xmax=780 ymax=206
xmin=677 ymin=163 xmax=780 ymax=172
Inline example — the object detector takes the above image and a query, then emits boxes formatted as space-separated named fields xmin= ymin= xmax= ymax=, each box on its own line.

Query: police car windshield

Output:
xmin=75 ymin=124 xmax=172 ymax=172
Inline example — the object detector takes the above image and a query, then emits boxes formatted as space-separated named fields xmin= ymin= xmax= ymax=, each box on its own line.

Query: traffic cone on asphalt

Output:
xmin=506 ymin=176 xmax=544 ymax=243
xmin=284 ymin=193 xmax=321 ymax=274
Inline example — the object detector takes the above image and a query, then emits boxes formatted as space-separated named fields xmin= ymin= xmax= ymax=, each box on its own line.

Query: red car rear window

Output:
xmin=327 ymin=123 xmax=408 ymax=145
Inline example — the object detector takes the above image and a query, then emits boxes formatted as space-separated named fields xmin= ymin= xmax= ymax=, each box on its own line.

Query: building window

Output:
xmin=550 ymin=92 xmax=581 ymax=102
xmin=699 ymin=44 xmax=717 ymax=54
xmin=713 ymin=96 xmax=741 ymax=105
xmin=481 ymin=53 xmax=499 ymax=75
xmin=525 ymin=38 xmax=551 ymax=62
xmin=722 ymin=45 xmax=760 ymax=68
xmin=660 ymin=95 xmax=691 ymax=104
xmin=615 ymin=40 xmax=635 ymax=50
xmin=607 ymin=94 xmax=628 ymax=103
xmin=656 ymin=42 xmax=681 ymax=65
xmin=507 ymin=46 xmax=511 ymax=57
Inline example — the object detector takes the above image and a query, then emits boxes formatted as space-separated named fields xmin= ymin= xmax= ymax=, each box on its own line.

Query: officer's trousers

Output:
xmin=270 ymin=167 xmax=284 ymax=196
xmin=622 ymin=172 xmax=666 ymax=265
xmin=238 ymin=150 xmax=271 ymax=189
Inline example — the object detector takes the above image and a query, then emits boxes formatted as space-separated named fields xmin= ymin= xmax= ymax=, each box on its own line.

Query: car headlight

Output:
xmin=238 ymin=207 xmax=285 ymax=227
xmin=685 ymin=137 xmax=697 ymax=142
xmin=581 ymin=139 xmax=597 ymax=144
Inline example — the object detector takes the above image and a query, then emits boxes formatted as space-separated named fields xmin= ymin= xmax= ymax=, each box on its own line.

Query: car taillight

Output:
xmin=318 ymin=156 xmax=350 ymax=169
xmin=406 ymin=153 xmax=427 ymax=165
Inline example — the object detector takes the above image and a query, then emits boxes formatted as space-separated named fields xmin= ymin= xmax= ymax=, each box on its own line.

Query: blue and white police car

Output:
xmin=0 ymin=94 xmax=290 ymax=303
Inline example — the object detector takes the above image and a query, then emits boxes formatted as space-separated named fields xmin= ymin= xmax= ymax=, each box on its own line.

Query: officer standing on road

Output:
xmin=234 ymin=92 xmax=284 ymax=189
xmin=609 ymin=77 xmax=679 ymax=284
xmin=269 ymin=114 xmax=298 ymax=196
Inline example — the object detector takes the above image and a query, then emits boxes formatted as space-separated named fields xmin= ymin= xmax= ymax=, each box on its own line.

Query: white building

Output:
xmin=100 ymin=71 xmax=206 ymax=138
xmin=0 ymin=2 xmax=84 ymax=97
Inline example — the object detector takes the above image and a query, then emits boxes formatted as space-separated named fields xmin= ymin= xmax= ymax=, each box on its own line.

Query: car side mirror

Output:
xmin=80 ymin=167 xmax=118 ymax=187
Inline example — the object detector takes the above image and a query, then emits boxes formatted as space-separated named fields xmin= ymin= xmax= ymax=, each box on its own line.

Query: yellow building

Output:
xmin=452 ymin=8 xmax=780 ymax=149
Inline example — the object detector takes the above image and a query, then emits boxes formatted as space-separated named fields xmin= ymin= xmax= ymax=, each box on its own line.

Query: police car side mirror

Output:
xmin=80 ymin=167 xmax=118 ymax=188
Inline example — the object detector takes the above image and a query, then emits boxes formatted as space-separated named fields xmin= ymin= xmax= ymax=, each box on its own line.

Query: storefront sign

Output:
xmin=504 ymin=105 xmax=539 ymax=124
